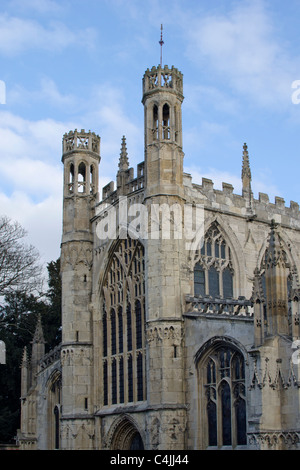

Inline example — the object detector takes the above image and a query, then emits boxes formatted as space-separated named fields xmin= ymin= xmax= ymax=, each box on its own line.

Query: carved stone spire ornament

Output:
xmin=118 ymin=135 xmax=129 ymax=172
xmin=264 ymin=220 xmax=287 ymax=270
xmin=32 ymin=313 xmax=45 ymax=345
xmin=242 ymin=142 xmax=252 ymax=189
xmin=242 ymin=143 xmax=254 ymax=216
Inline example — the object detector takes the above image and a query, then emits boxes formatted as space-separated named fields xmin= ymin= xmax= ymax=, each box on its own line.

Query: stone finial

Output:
xmin=118 ymin=136 xmax=129 ymax=172
xmin=32 ymin=313 xmax=45 ymax=345
xmin=242 ymin=143 xmax=252 ymax=190
xmin=21 ymin=346 xmax=28 ymax=367
xmin=242 ymin=143 xmax=254 ymax=216
xmin=264 ymin=220 xmax=286 ymax=269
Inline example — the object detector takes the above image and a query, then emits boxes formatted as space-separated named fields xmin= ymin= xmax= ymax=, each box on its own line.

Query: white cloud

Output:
xmin=0 ymin=111 xmax=64 ymax=265
xmin=0 ymin=13 xmax=96 ymax=56
xmin=0 ymin=111 xmax=68 ymax=161
xmin=9 ymin=78 xmax=75 ymax=110
xmin=1 ymin=158 xmax=62 ymax=195
xmin=184 ymin=83 xmax=240 ymax=116
xmin=0 ymin=190 xmax=62 ymax=265
xmin=185 ymin=1 xmax=299 ymax=108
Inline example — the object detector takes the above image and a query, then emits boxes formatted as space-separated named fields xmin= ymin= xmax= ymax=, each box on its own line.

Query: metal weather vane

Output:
xmin=159 ymin=24 xmax=164 ymax=67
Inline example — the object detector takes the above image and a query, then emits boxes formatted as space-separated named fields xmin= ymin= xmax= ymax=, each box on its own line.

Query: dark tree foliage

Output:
xmin=43 ymin=259 xmax=62 ymax=350
xmin=0 ymin=259 xmax=62 ymax=443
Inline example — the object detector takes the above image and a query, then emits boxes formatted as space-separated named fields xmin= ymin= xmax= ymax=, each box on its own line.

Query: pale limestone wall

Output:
xmin=35 ymin=358 xmax=61 ymax=450
xmin=184 ymin=315 xmax=253 ymax=449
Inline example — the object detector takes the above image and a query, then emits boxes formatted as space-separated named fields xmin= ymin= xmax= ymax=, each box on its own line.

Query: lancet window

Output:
xmin=153 ymin=104 xmax=159 ymax=140
xmin=199 ymin=344 xmax=247 ymax=448
xmin=194 ymin=223 xmax=234 ymax=298
xmin=68 ymin=163 xmax=74 ymax=193
xmin=78 ymin=162 xmax=86 ymax=193
xmin=162 ymin=103 xmax=170 ymax=140
xmin=102 ymin=238 xmax=146 ymax=406
xmin=90 ymin=165 xmax=95 ymax=194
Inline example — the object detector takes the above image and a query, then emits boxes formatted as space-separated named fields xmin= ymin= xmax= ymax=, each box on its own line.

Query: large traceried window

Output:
xmin=102 ymin=238 xmax=146 ymax=406
xmin=199 ymin=343 xmax=247 ymax=448
xmin=194 ymin=223 xmax=234 ymax=298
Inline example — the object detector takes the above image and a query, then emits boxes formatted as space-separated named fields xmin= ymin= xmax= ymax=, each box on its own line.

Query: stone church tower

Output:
xmin=18 ymin=61 xmax=300 ymax=450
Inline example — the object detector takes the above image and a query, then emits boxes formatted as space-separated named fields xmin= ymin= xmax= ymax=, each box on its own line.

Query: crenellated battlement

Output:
xmin=142 ymin=65 xmax=183 ymax=99
xmin=62 ymin=129 xmax=100 ymax=156
xmin=184 ymin=173 xmax=300 ymax=225
xmin=101 ymin=161 xmax=145 ymax=203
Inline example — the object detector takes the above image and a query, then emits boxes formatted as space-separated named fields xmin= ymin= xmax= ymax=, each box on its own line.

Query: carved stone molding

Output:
xmin=61 ymin=420 xmax=95 ymax=444
xmin=146 ymin=324 xmax=184 ymax=345
xmin=248 ymin=431 xmax=300 ymax=449
xmin=249 ymin=356 xmax=300 ymax=390
xmin=61 ymin=347 xmax=93 ymax=367
xmin=61 ymin=241 xmax=93 ymax=270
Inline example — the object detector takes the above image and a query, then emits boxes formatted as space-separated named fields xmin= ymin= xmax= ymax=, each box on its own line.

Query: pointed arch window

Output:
xmin=162 ymin=103 xmax=170 ymax=140
xmin=199 ymin=343 xmax=247 ymax=448
xmin=69 ymin=163 xmax=74 ymax=193
xmin=153 ymin=104 xmax=159 ymax=140
xmin=194 ymin=223 xmax=234 ymax=298
xmin=102 ymin=238 xmax=146 ymax=406
xmin=90 ymin=164 xmax=95 ymax=194
xmin=78 ymin=162 xmax=86 ymax=193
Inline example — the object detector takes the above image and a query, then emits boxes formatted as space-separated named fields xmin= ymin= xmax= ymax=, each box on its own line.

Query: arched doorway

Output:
xmin=110 ymin=417 xmax=144 ymax=450
xmin=129 ymin=432 xmax=144 ymax=450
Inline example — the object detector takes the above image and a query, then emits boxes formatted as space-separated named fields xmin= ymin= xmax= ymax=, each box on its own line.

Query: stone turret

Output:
xmin=60 ymin=128 xmax=100 ymax=449
xmin=142 ymin=64 xmax=186 ymax=449
xmin=142 ymin=65 xmax=184 ymax=200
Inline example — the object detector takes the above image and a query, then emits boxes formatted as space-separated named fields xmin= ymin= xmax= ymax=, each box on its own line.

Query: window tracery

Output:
xmin=194 ymin=223 xmax=234 ymax=298
xmin=200 ymin=344 xmax=247 ymax=448
xmin=102 ymin=238 xmax=146 ymax=406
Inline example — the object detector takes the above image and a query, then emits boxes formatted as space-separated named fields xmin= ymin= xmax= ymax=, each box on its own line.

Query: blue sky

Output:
xmin=0 ymin=0 xmax=300 ymax=269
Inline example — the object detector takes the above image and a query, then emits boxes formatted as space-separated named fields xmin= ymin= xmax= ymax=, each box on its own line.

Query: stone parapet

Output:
xmin=62 ymin=129 xmax=100 ymax=157
xmin=142 ymin=65 xmax=183 ymax=100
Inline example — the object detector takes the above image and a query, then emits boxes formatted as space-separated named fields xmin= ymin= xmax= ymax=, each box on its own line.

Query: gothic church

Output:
xmin=18 ymin=62 xmax=300 ymax=450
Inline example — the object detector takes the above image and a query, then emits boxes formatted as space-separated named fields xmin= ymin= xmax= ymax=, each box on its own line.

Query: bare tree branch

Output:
xmin=0 ymin=215 xmax=43 ymax=298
